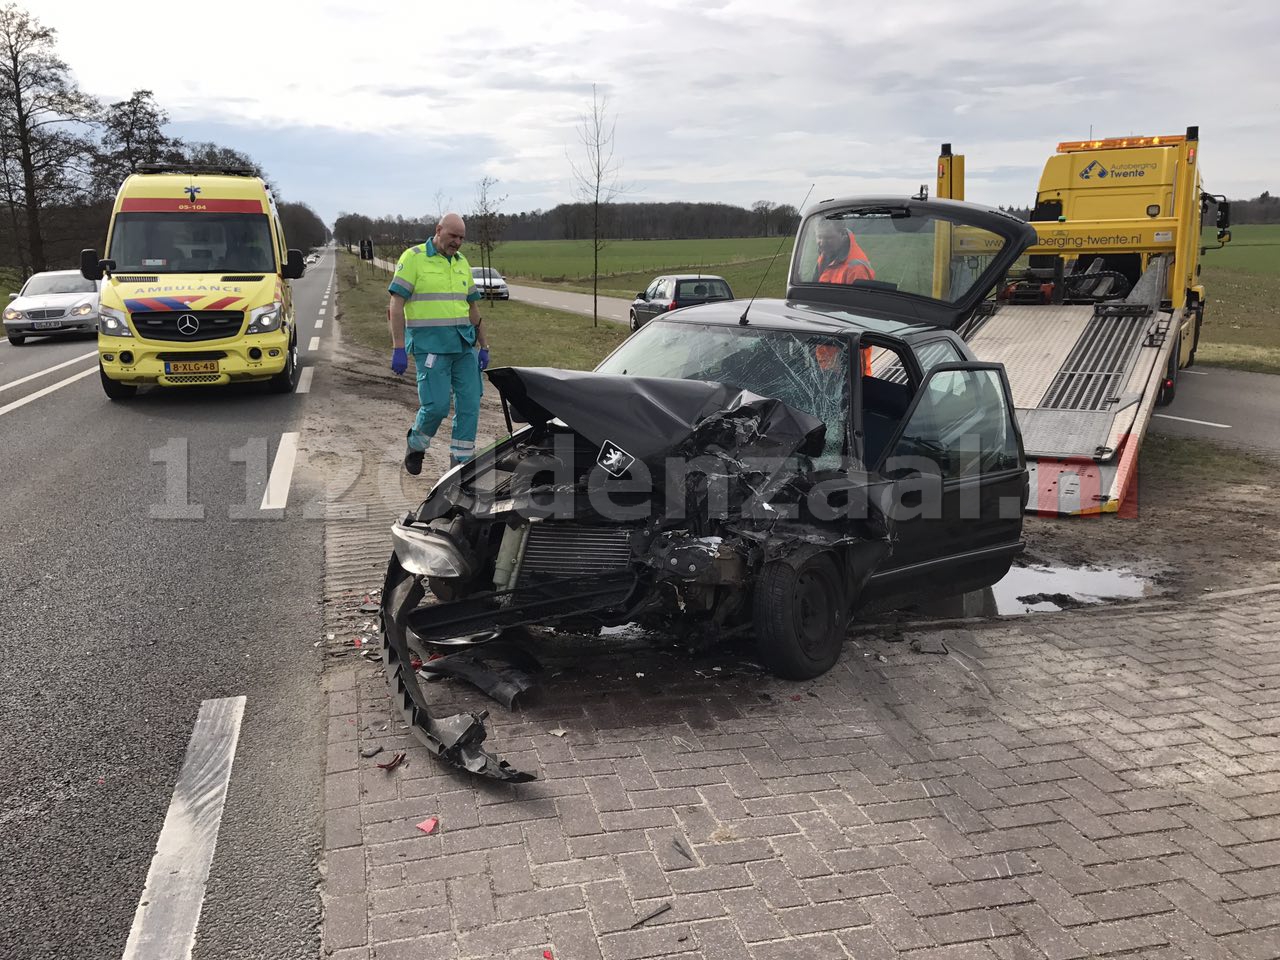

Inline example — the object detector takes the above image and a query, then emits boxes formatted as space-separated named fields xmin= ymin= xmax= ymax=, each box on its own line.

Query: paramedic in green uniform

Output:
xmin=387 ymin=212 xmax=491 ymax=474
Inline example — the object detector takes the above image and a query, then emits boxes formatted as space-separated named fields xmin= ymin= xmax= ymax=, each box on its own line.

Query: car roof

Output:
xmin=663 ymin=297 xmax=953 ymax=342
xmin=666 ymin=274 xmax=727 ymax=281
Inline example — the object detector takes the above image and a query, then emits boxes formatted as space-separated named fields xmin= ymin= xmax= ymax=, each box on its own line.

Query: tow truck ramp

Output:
xmin=967 ymin=257 xmax=1176 ymax=515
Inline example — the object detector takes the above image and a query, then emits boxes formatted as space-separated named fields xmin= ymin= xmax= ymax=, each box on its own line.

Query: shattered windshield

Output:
xmin=792 ymin=206 xmax=1012 ymax=304
xmin=595 ymin=321 xmax=849 ymax=465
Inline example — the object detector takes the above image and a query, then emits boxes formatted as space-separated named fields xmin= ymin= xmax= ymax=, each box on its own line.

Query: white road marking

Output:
xmin=295 ymin=366 xmax=314 ymax=394
xmin=0 ymin=350 xmax=97 ymax=394
xmin=261 ymin=431 xmax=300 ymax=510
xmin=1153 ymin=413 xmax=1232 ymax=429
xmin=315 ymin=316 xmax=324 ymax=330
xmin=0 ymin=365 xmax=97 ymax=418
xmin=120 ymin=696 xmax=246 ymax=960
xmin=308 ymin=336 xmax=320 ymax=352
xmin=318 ymin=307 xmax=326 ymax=315
xmin=1181 ymin=369 xmax=1209 ymax=376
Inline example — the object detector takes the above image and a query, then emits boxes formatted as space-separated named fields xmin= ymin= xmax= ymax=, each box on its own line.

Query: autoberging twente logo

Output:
xmin=1079 ymin=160 xmax=1109 ymax=180
xmin=597 ymin=440 xmax=636 ymax=477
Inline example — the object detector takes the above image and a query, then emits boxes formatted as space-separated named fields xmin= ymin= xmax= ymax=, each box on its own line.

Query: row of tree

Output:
xmin=0 ymin=3 xmax=327 ymax=275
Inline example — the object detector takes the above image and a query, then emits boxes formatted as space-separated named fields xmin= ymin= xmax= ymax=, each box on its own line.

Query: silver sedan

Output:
xmin=4 ymin=270 xmax=100 ymax=345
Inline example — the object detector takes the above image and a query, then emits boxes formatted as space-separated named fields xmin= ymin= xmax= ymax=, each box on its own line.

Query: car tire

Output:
xmin=1188 ymin=302 xmax=1204 ymax=367
xmin=753 ymin=550 xmax=846 ymax=680
xmin=100 ymin=364 xmax=136 ymax=400
xmin=1156 ymin=333 xmax=1180 ymax=407
xmin=628 ymin=311 xmax=638 ymax=332
xmin=267 ymin=330 xmax=299 ymax=394
xmin=6 ymin=333 xmax=25 ymax=346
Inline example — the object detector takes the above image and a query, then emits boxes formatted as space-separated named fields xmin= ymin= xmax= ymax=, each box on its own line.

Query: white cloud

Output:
xmin=42 ymin=0 xmax=1280 ymax=219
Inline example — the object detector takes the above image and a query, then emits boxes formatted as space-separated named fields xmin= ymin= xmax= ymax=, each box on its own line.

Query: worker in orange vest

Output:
xmin=815 ymin=219 xmax=876 ymax=374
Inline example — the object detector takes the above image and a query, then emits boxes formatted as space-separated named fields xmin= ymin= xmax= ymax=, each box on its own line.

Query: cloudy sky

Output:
xmin=45 ymin=0 xmax=1280 ymax=225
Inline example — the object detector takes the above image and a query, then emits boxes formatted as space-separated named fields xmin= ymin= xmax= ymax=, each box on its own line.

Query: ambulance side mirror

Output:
xmin=81 ymin=248 xmax=103 ymax=281
xmin=282 ymin=248 xmax=305 ymax=279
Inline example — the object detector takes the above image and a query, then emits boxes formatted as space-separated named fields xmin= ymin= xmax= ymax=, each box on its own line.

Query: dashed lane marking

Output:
xmin=0 ymin=365 xmax=97 ymax=418
xmin=261 ymin=431 xmax=300 ymax=510
xmin=308 ymin=336 xmax=320 ymax=352
xmin=1153 ymin=413 xmax=1232 ymax=429
xmin=0 ymin=350 xmax=96 ymax=394
xmin=296 ymin=366 xmax=314 ymax=394
xmin=120 ymin=696 xmax=246 ymax=960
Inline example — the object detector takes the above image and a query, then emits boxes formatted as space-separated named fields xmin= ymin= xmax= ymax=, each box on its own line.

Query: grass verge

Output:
xmin=335 ymin=250 xmax=628 ymax=369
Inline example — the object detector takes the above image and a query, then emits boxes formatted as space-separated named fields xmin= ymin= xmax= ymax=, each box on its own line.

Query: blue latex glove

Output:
xmin=391 ymin=347 xmax=408 ymax=375
xmin=477 ymin=347 xmax=490 ymax=371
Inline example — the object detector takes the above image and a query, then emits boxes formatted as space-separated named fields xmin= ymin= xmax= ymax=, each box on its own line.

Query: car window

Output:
xmin=22 ymin=274 xmax=97 ymax=296
xmin=643 ymin=280 xmax=661 ymax=299
xmin=886 ymin=367 xmax=1020 ymax=479
xmin=596 ymin=321 xmax=849 ymax=467
xmin=676 ymin=279 xmax=731 ymax=299
xmin=861 ymin=343 xmax=918 ymax=468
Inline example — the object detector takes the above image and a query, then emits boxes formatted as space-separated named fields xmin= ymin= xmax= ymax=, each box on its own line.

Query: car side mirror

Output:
xmin=7 ymin=292 xmax=16 ymax=301
xmin=80 ymin=248 xmax=103 ymax=281
xmin=282 ymin=248 xmax=305 ymax=279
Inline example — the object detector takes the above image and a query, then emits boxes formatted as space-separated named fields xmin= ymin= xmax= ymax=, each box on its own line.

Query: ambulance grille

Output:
xmin=132 ymin=310 xmax=244 ymax=342
xmin=163 ymin=374 xmax=222 ymax=384
xmin=115 ymin=276 xmax=157 ymax=283
xmin=221 ymin=275 xmax=264 ymax=282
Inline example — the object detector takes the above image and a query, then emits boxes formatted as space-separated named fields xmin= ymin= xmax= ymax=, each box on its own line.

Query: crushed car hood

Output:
xmin=485 ymin=366 xmax=827 ymax=464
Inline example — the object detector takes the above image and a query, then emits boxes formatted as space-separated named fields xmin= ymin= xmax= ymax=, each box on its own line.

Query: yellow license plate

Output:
xmin=165 ymin=360 xmax=219 ymax=374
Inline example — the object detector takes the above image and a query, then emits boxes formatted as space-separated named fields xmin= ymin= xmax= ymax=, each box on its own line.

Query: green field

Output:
xmin=335 ymin=251 xmax=627 ymax=369
xmin=485 ymin=224 xmax=1280 ymax=373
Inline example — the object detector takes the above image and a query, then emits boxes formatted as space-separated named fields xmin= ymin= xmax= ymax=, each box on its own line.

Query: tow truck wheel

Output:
xmin=100 ymin=363 xmax=136 ymax=400
xmin=1156 ymin=333 xmax=1180 ymax=407
xmin=268 ymin=332 xmax=299 ymax=394
xmin=1188 ymin=302 xmax=1204 ymax=367
xmin=753 ymin=551 xmax=846 ymax=680
xmin=6 ymin=333 xmax=24 ymax=346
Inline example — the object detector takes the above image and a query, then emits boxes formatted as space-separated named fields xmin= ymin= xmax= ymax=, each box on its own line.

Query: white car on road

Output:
xmin=4 ymin=270 xmax=100 ymax=345
xmin=471 ymin=266 xmax=510 ymax=300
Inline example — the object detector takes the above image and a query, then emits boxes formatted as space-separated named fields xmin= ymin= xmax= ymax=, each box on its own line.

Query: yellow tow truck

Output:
xmin=938 ymin=126 xmax=1231 ymax=514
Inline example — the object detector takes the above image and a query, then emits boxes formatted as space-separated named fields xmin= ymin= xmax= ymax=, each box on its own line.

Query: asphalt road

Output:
xmin=507 ymin=281 xmax=630 ymax=325
xmin=1149 ymin=365 xmax=1280 ymax=453
xmin=0 ymin=252 xmax=336 ymax=958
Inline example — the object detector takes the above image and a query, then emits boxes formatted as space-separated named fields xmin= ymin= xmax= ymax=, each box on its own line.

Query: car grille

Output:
xmin=131 ymin=310 xmax=244 ymax=342
xmin=26 ymin=309 xmax=67 ymax=321
xmin=517 ymin=524 xmax=634 ymax=583
xmin=164 ymin=374 xmax=223 ymax=384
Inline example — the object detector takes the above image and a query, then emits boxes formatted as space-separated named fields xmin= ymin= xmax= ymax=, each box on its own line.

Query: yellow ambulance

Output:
xmin=81 ymin=164 xmax=305 ymax=399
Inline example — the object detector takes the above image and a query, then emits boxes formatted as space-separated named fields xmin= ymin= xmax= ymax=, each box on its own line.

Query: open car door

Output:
xmin=786 ymin=197 xmax=1038 ymax=331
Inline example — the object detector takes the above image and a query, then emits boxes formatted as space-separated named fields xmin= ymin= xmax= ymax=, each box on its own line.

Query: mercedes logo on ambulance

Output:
xmin=176 ymin=314 xmax=200 ymax=336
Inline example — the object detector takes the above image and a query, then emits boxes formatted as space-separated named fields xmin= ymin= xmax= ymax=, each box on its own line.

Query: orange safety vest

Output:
xmin=817 ymin=231 xmax=875 ymax=284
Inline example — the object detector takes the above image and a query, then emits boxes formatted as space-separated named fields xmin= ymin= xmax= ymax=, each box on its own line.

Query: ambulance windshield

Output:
xmin=109 ymin=213 xmax=277 ymax=274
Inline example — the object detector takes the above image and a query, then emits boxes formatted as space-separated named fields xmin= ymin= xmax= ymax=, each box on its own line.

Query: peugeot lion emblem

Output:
xmin=176 ymin=314 xmax=200 ymax=336
xmin=597 ymin=440 xmax=635 ymax=478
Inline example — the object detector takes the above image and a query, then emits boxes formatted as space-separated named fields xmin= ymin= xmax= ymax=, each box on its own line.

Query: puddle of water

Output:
xmin=991 ymin=563 xmax=1159 ymax=615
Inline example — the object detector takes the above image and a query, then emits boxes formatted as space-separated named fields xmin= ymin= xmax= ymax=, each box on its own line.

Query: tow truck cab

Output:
xmin=81 ymin=164 xmax=306 ymax=400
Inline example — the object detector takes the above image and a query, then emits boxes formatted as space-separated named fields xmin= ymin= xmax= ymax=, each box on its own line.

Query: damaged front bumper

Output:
xmin=380 ymin=552 xmax=536 ymax=782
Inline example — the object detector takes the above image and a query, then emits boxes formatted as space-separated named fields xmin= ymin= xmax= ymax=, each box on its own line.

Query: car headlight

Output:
xmin=98 ymin=305 xmax=132 ymax=337
xmin=390 ymin=522 xmax=472 ymax=578
xmin=71 ymin=303 xmax=95 ymax=317
xmin=247 ymin=301 xmax=282 ymax=334
xmin=2 ymin=307 xmax=20 ymax=322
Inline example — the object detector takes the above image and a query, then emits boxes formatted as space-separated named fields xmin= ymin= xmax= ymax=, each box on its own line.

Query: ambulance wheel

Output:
xmin=268 ymin=333 xmax=299 ymax=394
xmin=100 ymin=364 xmax=136 ymax=401
xmin=1156 ymin=334 xmax=1180 ymax=407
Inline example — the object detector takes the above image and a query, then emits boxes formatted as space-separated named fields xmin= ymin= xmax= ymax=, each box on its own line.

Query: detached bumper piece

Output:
xmin=381 ymin=556 xmax=535 ymax=782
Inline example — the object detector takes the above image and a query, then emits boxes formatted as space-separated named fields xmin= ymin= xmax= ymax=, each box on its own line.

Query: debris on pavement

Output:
xmin=376 ymin=751 xmax=406 ymax=772
xmin=360 ymin=745 xmax=384 ymax=759
xmin=549 ymin=727 xmax=568 ymax=738
xmin=417 ymin=646 xmax=540 ymax=709
xmin=875 ymin=654 xmax=888 ymax=662
xmin=908 ymin=632 xmax=950 ymax=655
xmin=630 ymin=903 xmax=672 ymax=929
xmin=672 ymin=735 xmax=695 ymax=752
xmin=358 ymin=593 xmax=380 ymax=614
xmin=672 ymin=837 xmax=694 ymax=862
xmin=415 ymin=816 xmax=439 ymax=835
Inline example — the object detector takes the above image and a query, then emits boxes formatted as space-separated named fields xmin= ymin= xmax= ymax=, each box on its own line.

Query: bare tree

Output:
xmin=569 ymin=83 xmax=624 ymax=326
xmin=0 ymin=3 xmax=98 ymax=272
xmin=471 ymin=175 xmax=506 ymax=290
xmin=751 ymin=200 xmax=775 ymax=237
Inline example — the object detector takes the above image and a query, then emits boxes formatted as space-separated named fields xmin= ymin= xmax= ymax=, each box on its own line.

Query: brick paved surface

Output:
xmin=320 ymin=588 xmax=1280 ymax=960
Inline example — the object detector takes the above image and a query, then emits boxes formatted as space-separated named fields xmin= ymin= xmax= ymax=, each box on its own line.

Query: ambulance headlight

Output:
xmin=247 ymin=301 xmax=282 ymax=333
xmin=98 ymin=305 xmax=132 ymax=337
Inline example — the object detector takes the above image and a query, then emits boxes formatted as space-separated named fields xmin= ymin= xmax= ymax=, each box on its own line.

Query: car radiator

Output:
xmin=516 ymin=524 xmax=633 ymax=584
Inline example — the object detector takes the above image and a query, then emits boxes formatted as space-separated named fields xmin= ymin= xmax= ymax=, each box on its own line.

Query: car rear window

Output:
xmin=676 ymin=279 xmax=731 ymax=300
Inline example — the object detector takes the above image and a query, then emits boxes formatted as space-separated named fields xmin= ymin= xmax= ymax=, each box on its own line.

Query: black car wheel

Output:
xmin=268 ymin=331 xmax=299 ymax=394
xmin=753 ymin=551 xmax=845 ymax=680
xmin=628 ymin=310 xmax=639 ymax=332
xmin=6 ymin=333 xmax=24 ymax=346
xmin=100 ymin=363 xmax=137 ymax=400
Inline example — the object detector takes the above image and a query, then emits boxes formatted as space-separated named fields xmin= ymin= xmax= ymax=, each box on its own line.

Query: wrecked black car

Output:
xmin=380 ymin=197 xmax=1039 ymax=780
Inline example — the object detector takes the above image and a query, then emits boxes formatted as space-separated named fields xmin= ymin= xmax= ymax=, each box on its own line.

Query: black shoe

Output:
xmin=404 ymin=432 xmax=424 ymax=476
